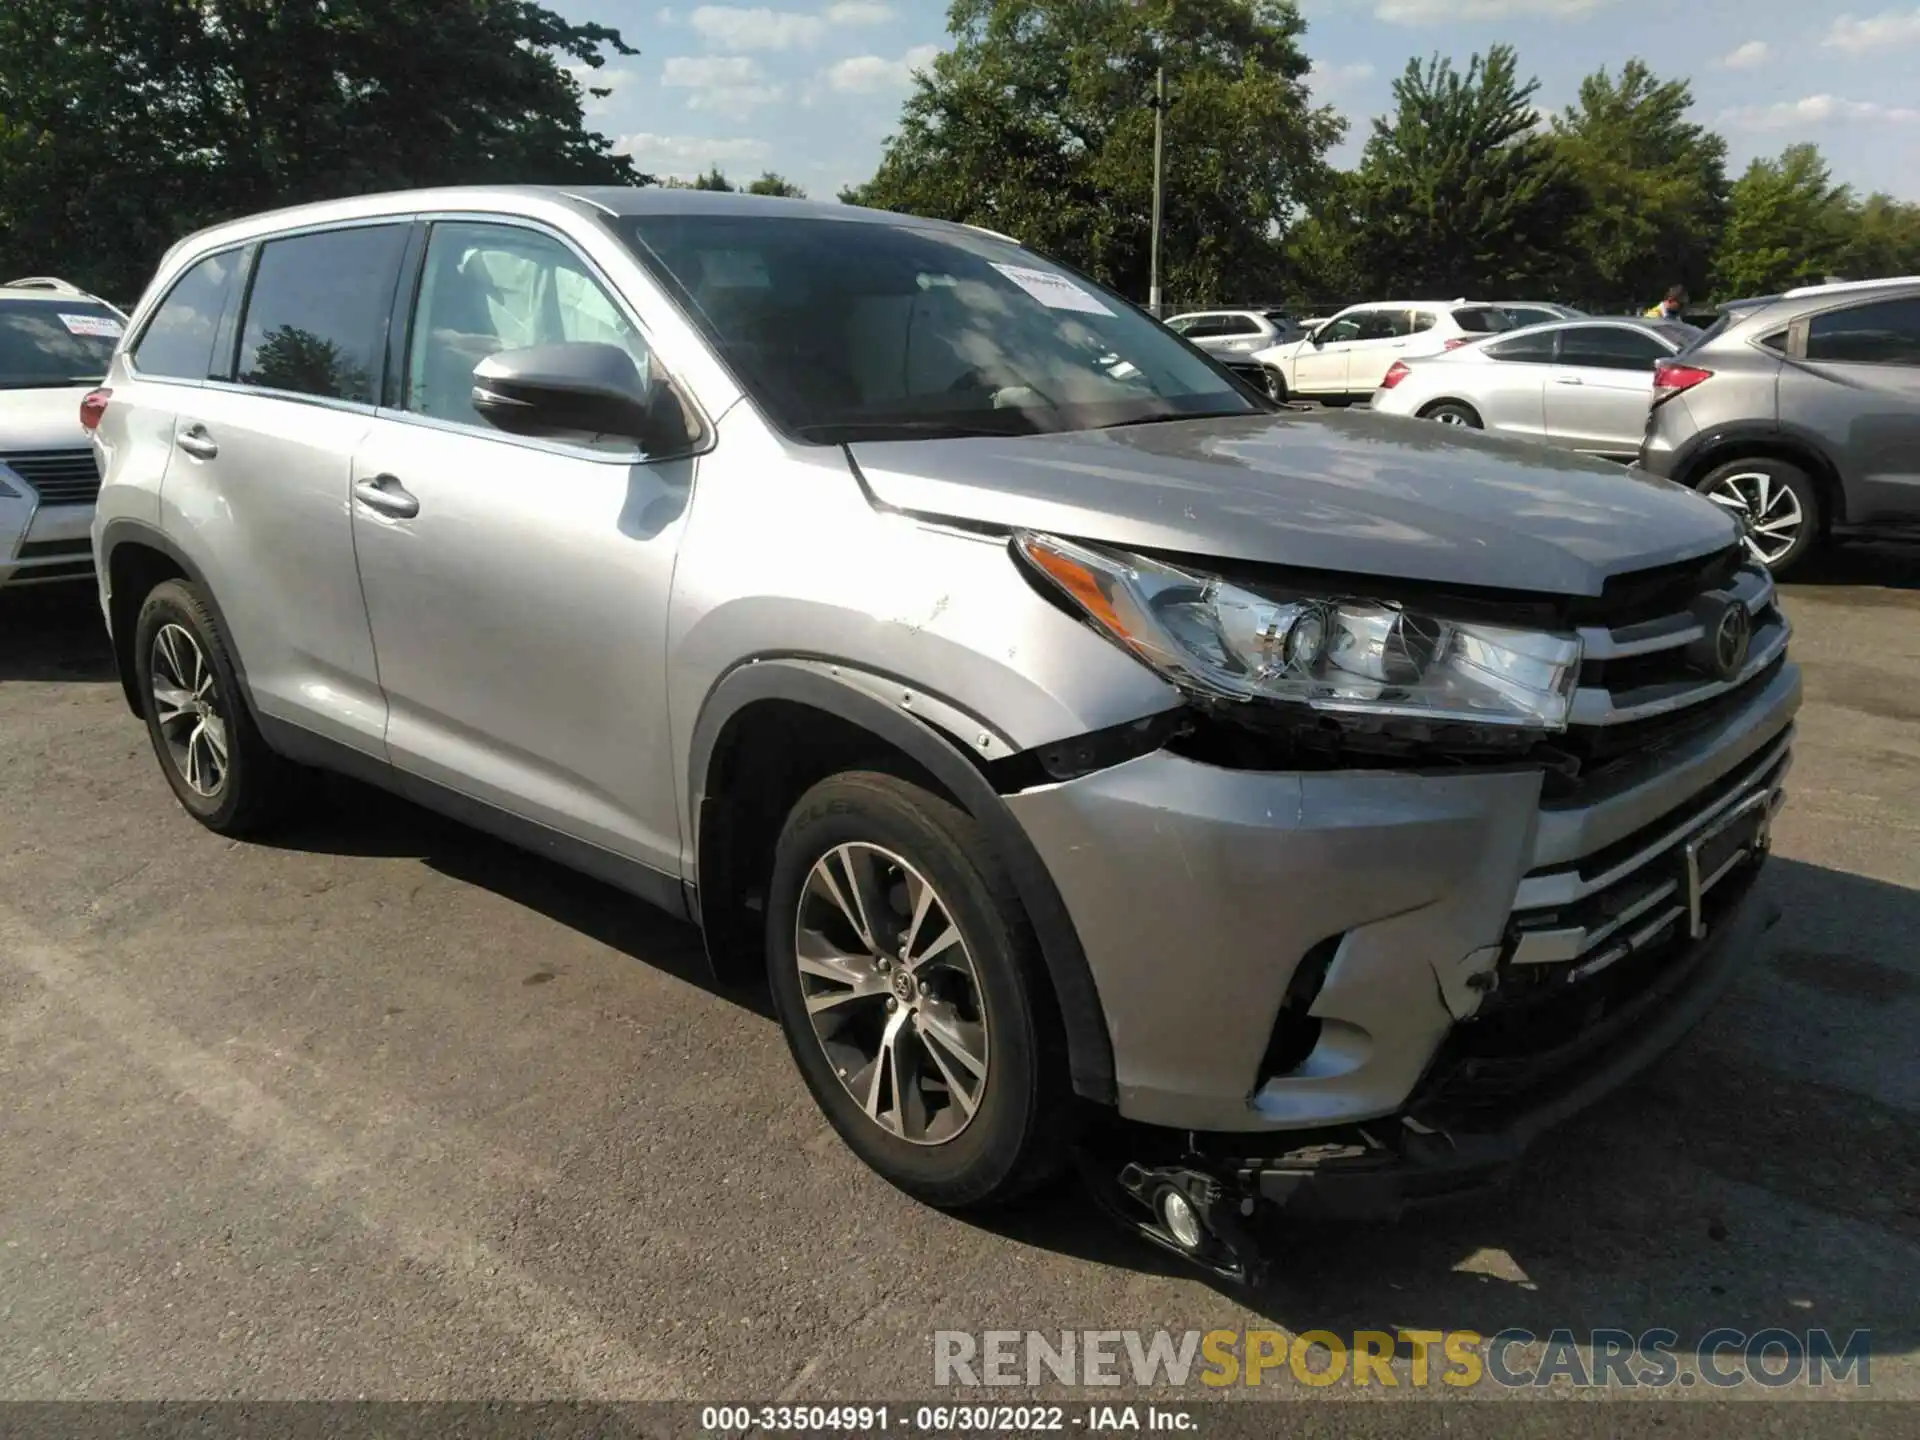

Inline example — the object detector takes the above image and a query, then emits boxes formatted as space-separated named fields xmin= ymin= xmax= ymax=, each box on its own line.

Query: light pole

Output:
xmin=1148 ymin=64 xmax=1165 ymax=317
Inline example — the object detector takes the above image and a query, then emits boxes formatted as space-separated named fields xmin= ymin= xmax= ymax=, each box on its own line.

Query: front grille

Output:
xmin=0 ymin=448 xmax=102 ymax=507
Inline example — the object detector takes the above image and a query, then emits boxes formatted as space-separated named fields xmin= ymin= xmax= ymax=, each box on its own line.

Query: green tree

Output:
xmin=1833 ymin=193 xmax=1920 ymax=281
xmin=1337 ymin=46 xmax=1582 ymax=296
xmin=844 ymin=0 xmax=1343 ymax=305
xmin=0 ymin=0 xmax=643 ymax=302
xmin=746 ymin=172 xmax=808 ymax=198
xmin=1713 ymin=144 xmax=1851 ymax=297
xmin=1549 ymin=60 xmax=1728 ymax=307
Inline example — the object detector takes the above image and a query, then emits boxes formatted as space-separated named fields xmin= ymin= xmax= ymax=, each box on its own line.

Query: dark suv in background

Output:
xmin=1639 ymin=276 xmax=1920 ymax=574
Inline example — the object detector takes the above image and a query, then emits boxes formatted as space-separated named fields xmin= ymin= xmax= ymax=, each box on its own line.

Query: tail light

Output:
xmin=1652 ymin=362 xmax=1711 ymax=405
xmin=1380 ymin=361 xmax=1411 ymax=390
xmin=1443 ymin=338 xmax=1473 ymax=351
xmin=79 ymin=388 xmax=112 ymax=431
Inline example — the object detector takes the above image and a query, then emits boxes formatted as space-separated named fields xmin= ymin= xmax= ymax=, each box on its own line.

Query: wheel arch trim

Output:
xmin=1670 ymin=423 xmax=1846 ymax=528
xmin=98 ymin=518 xmax=259 ymax=721
xmin=687 ymin=656 xmax=1117 ymax=1104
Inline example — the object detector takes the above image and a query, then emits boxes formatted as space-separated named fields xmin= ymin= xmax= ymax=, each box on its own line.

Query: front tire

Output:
xmin=765 ymin=771 xmax=1073 ymax=1209
xmin=1695 ymin=458 xmax=1819 ymax=574
xmin=133 ymin=579 xmax=297 ymax=835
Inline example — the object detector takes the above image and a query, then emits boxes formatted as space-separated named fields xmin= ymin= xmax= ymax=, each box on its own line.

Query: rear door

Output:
xmin=1344 ymin=308 xmax=1414 ymax=393
xmin=1783 ymin=295 xmax=1920 ymax=522
xmin=1472 ymin=328 xmax=1557 ymax=441
xmin=162 ymin=221 xmax=408 ymax=754
xmin=1544 ymin=324 xmax=1671 ymax=458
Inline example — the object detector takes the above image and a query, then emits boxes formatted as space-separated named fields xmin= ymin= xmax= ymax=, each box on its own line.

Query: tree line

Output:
xmin=3 ymin=0 xmax=1912 ymax=313
xmin=846 ymin=0 xmax=1920 ymax=312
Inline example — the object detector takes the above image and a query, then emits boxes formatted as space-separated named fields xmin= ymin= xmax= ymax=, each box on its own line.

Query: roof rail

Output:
xmin=1783 ymin=274 xmax=1920 ymax=298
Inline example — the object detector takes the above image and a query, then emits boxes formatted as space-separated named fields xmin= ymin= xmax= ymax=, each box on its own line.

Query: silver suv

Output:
xmin=90 ymin=189 xmax=1798 ymax=1280
xmin=1639 ymin=276 xmax=1920 ymax=573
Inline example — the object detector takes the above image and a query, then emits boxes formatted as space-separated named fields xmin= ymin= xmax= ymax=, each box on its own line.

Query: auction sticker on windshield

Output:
xmin=991 ymin=263 xmax=1115 ymax=317
xmin=60 ymin=313 xmax=124 ymax=338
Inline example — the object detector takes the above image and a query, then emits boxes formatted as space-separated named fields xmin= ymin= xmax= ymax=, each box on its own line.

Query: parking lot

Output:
xmin=2 ymin=546 xmax=1917 ymax=1403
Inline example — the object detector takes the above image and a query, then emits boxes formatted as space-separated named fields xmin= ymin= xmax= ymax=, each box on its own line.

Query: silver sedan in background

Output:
xmin=1371 ymin=316 xmax=1700 ymax=461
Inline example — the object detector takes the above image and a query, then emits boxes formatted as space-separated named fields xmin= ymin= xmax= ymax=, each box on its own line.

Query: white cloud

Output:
xmin=823 ymin=42 xmax=940 ymax=93
xmin=563 ymin=63 xmax=636 ymax=117
xmin=1719 ymin=94 xmax=1920 ymax=130
xmin=1718 ymin=40 xmax=1770 ymax=70
xmin=1307 ymin=60 xmax=1376 ymax=98
xmin=1824 ymin=9 xmax=1920 ymax=52
xmin=1374 ymin=0 xmax=1614 ymax=21
xmin=687 ymin=3 xmax=891 ymax=50
xmin=614 ymin=132 xmax=774 ymax=178
xmin=661 ymin=53 xmax=785 ymax=110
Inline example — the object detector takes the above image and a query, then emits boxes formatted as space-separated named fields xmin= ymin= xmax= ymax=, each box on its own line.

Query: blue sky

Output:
xmin=550 ymin=1 xmax=1920 ymax=201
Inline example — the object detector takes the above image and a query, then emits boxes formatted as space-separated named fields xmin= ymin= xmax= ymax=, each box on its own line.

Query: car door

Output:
xmin=348 ymin=217 xmax=694 ymax=881
xmin=1783 ymin=295 xmax=1920 ymax=522
xmin=1343 ymin=308 xmax=1414 ymax=394
xmin=1543 ymin=325 xmax=1672 ymax=458
xmin=1294 ymin=311 xmax=1363 ymax=394
xmin=1471 ymin=328 xmax=1558 ymax=441
xmin=161 ymin=222 xmax=408 ymax=753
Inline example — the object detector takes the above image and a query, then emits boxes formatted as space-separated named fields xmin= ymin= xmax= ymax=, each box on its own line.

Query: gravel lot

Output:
xmin=1 ymin=545 xmax=1916 ymax=1405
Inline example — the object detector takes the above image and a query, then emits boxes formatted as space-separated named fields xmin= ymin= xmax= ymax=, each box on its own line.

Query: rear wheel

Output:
xmin=1696 ymin=458 xmax=1819 ymax=574
xmin=1263 ymin=367 xmax=1289 ymax=405
xmin=133 ymin=579 xmax=298 ymax=835
xmin=1421 ymin=400 xmax=1483 ymax=429
xmin=765 ymin=770 xmax=1073 ymax=1209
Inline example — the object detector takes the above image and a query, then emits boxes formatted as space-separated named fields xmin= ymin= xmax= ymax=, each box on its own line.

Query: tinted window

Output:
xmin=1485 ymin=332 xmax=1559 ymax=364
xmin=0 ymin=299 xmax=124 ymax=389
xmin=1351 ymin=310 xmax=1409 ymax=341
xmin=1213 ymin=315 xmax=1261 ymax=336
xmin=132 ymin=250 xmax=238 ymax=380
xmin=1452 ymin=306 xmax=1513 ymax=334
xmin=1319 ymin=316 xmax=1364 ymax=342
xmin=237 ymin=225 xmax=407 ymax=403
xmin=1501 ymin=306 xmax=1560 ymax=328
xmin=1806 ymin=297 xmax=1920 ymax=365
xmin=1559 ymin=326 xmax=1669 ymax=371
xmin=1164 ymin=315 xmax=1198 ymax=334
xmin=619 ymin=213 xmax=1253 ymax=441
xmin=406 ymin=221 xmax=654 ymax=427
xmin=1410 ymin=310 xmax=1438 ymax=333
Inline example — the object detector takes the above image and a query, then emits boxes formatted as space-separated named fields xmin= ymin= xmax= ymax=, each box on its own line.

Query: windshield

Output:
xmin=0 ymin=299 xmax=124 ymax=389
xmin=616 ymin=214 xmax=1260 ymax=442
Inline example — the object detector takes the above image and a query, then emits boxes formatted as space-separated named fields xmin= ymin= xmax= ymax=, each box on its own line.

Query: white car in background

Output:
xmin=1162 ymin=308 xmax=1307 ymax=357
xmin=1 ymin=277 xmax=127 ymax=588
xmin=1253 ymin=300 xmax=1515 ymax=404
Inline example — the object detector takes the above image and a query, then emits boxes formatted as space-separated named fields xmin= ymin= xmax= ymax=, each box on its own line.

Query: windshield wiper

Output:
xmin=793 ymin=418 xmax=1033 ymax=442
xmin=1093 ymin=408 xmax=1256 ymax=431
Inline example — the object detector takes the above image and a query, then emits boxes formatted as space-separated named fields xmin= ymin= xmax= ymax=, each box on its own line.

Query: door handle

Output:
xmin=176 ymin=425 xmax=218 ymax=460
xmin=1554 ymin=375 xmax=1585 ymax=386
xmin=353 ymin=474 xmax=419 ymax=519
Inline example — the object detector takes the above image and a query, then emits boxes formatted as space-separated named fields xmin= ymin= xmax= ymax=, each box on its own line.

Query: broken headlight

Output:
xmin=1017 ymin=532 xmax=1582 ymax=731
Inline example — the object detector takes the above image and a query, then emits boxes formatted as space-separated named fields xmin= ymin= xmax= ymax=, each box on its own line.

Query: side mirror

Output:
xmin=471 ymin=342 xmax=691 ymax=454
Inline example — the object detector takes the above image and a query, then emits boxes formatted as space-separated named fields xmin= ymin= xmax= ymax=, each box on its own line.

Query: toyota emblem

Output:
xmin=1712 ymin=603 xmax=1752 ymax=680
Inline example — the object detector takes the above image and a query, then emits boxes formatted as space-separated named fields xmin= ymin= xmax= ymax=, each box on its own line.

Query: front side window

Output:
xmin=1351 ymin=310 xmax=1409 ymax=342
xmin=1559 ymin=326 xmax=1669 ymax=371
xmin=618 ymin=213 xmax=1255 ymax=442
xmin=133 ymin=250 xmax=239 ymax=381
xmin=405 ymin=222 xmax=653 ymax=426
xmin=1318 ymin=315 xmax=1365 ymax=343
xmin=0 ymin=299 xmax=124 ymax=390
xmin=237 ymin=225 xmax=408 ymax=404
xmin=1806 ymin=297 xmax=1920 ymax=365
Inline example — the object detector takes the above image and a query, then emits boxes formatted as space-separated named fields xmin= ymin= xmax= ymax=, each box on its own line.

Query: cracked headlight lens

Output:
xmin=1017 ymin=531 xmax=1582 ymax=731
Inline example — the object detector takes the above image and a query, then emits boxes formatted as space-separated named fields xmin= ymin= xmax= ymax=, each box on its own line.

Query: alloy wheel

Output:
xmin=1705 ymin=470 xmax=1804 ymax=567
xmin=793 ymin=842 xmax=989 ymax=1146
xmin=1435 ymin=410 xmax=1471 ymax=427
xmin=150 ymin=622 xmax=228 ymax=797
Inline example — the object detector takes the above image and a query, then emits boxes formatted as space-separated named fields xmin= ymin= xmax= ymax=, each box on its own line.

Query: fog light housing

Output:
xmin=1160 ymin=1188 xmax=1204 ymax=1251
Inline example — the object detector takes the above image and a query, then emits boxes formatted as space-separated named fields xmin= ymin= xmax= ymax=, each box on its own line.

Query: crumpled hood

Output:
xmin=850 ymin=408 xmax=1739 ymax=597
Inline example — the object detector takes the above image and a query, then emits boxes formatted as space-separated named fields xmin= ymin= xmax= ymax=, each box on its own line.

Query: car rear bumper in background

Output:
xmin=1006 ymin=662 xmax=1800 ymax=1136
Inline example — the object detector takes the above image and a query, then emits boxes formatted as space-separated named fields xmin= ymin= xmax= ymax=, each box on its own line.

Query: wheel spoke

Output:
xmin=201 ymin=713 xmax=229 ymax=763
xmin=1752 ymin=472 xmax=1772 ymax=517
xmin=915 ymin=1017 xmax=982 ymax=1117
xmin=184 ymin=720 xmax=207 ymax=792
xmin=904 ymin=919 xmax=962 ymax=973
xmin=917 ymin=1001 xmax=988 ymax=1080
xmin=1706 ymin=491 xmax=1749 ymax=514
xmin=152 ymin=682 xmax=196 ymax=726
xmin=860 ymin=1007 xmax=912 ymax=1134
xmin=899 ymin=870 xmax=937 ymax=960
xmin=1753 ymin=514 xmax=1800 ymax=537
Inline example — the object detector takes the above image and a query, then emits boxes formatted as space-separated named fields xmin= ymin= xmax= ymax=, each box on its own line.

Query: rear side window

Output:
xmin=1213 ymin=315 xmax=1260 ymax=336
xmin=1451 ymin=306 xmax=1512 ymax=334
xmin=1485 ymin=332 xmax=1558 ymax=364
xmin=1559 ymin=326 xmax=1669 ymax=371
xmin=132 ymin=250 xmax=239 ymax=380
xmin=236 ymin=225 xmax=409 ymax=404
xmin=1352 ymin=310 xmax=1409 ymax=341
xmin=1806 ymin=297 xmax=1920 ymax=365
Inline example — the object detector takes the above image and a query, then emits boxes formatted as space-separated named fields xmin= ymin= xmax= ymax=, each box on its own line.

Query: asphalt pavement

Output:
xmin=1 ymin=545 xmax=1916 ymax=1406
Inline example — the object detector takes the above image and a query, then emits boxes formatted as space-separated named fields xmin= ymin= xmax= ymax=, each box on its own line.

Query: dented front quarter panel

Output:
xmin=666 ymin=407 xmax=1182 ymax=871
xmin=1003 ymin=754 xmax=1544 ymax=1132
